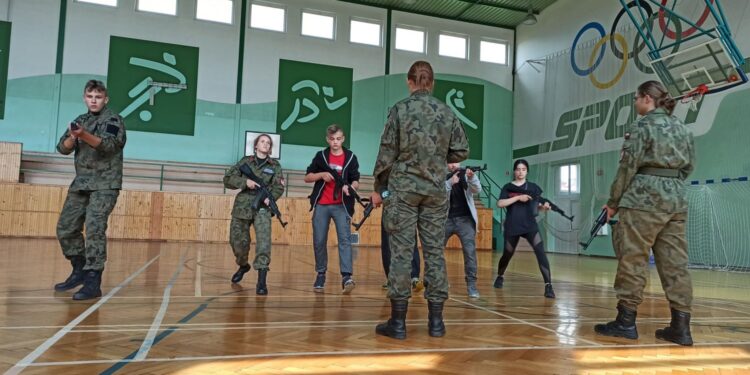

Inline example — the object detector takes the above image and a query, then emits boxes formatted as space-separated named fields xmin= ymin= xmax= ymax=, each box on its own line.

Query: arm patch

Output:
xmin=106 ymin=124 xmax=120 ymax=136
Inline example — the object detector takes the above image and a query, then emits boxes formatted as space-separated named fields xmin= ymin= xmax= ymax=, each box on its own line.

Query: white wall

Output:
xmin=0 ymin=0 xmax=10 ymax=21
xmin=513 ymin=0 xmax=750 ymax=151
xmin=64 ymin=0 xmax=240 ymax=103
xmin=242 ymin=1 xmax=516 ymax=103
xmin=6 ymin=0 xmax=59 ymax=79
xmin=243 ymin=0 xmax=386 ymax=103
xmin=516 ymin=0 xmax=750 ymax=66
xmin=3 ymin=0 xmax=516 ymax=103
xmin=390 ymin=10 xmax=514 ymax=90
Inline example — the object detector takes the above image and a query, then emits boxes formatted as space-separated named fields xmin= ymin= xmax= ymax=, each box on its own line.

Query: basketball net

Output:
xmin=680 ymin=83 xmax=709 ymax=111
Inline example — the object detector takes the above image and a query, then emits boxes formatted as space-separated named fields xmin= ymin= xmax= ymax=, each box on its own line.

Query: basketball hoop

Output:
xmin=680 ymin=84 xmax=709 ymax=111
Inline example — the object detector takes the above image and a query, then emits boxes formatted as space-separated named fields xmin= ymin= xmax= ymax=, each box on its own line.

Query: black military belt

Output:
xmin=637 ymin=167 xmax=679 ymax=178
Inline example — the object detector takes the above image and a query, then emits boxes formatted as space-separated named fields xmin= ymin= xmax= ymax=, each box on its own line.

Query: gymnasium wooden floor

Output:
xmin=1 ymin=238 xmax=750 ymax=374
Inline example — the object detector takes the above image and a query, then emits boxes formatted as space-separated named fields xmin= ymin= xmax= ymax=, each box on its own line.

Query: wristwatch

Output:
xmin=381 ymin=190 xmax=390 ymax=199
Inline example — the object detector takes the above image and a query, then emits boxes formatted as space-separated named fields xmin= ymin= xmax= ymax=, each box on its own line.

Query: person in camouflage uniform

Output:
xmin=595 ymin=80 xmax=696 ymax=346
xmin=371 ymin=61 xmax=469 ymax=340
xmin=54 ymin=80 xmax=126 ymax=301
xmin=223 ymin=134 xmax=284 ymax=295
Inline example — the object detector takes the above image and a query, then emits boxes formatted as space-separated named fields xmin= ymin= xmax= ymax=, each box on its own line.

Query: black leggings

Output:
xmin=497 ymin=231 xmax=551 ymax=284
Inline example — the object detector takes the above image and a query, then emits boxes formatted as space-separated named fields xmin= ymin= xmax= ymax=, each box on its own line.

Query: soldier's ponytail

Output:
xmin=637 ymin=80 xmax=677 ymax=115
xmin=407 ymin=61 xmax=434 ymax=92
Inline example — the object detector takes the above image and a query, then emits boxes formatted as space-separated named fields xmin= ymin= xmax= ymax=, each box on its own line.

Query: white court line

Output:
xmin=450 ymin=297 xmax=602 ymax=346
xmin=4 ymin=255 xmax=161 ymax=375
xmin=6 ymin=315 xmax=750 ymax=331
xmin=0 ymin=296 xmax=400 ymax=301
xmin=35 ymin=317 xmax=750 ymax=333
xmin=133 ymin=253 xmax=186 ymax=361
xmin=689 ymin=302 xmax=750 ymax=316
xmin=22 ymin=341 xmax=750 ymax=368
xmin=640 ymin=295 xmax=750 ymax=316
xmin=195 ymin=249 xmax=202 ymax=297
xmin=6 ymin=293 xmax=749 ymax=308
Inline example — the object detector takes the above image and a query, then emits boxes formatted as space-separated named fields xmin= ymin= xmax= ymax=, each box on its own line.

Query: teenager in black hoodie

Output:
xmin=304 ymin=124 xmax=360 ymax=294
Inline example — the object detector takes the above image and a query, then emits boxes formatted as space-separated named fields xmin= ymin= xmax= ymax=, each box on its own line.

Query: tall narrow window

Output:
xmin=559 ymin=164 xmax=580 ymax=194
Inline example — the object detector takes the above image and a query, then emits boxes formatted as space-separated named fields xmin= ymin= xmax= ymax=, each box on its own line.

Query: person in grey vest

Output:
xmin=444 ymin=162 xmax=482 ymax=298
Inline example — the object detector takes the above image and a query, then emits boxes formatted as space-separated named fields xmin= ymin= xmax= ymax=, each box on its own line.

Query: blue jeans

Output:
xmin=312 ymin=204 xmax=353 ymax=275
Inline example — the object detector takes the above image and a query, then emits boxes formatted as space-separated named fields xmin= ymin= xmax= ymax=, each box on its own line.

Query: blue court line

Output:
xmin=101 ymin=291 xmax=227 ymax=375
xmin=134 ymin=254 xmax=187 ymax=360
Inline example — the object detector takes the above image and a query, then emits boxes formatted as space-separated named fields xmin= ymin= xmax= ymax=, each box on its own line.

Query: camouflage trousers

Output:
xmin=383 ymin=191 xmax=449 ymax=302
xmin=229 ymin=209 xmax=272 ymax=270
xmin=56 ymin=189 xmax=120 ymax=271
xmin=613 ymin=208 xmax=693 ymax=313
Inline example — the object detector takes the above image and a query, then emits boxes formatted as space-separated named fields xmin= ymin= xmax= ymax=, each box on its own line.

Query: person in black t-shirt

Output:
xmin=495 ymin=159 xmax=555 ymax=299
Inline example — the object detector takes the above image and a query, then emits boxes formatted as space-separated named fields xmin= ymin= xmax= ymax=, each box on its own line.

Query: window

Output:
xmin=480 ymin=40 xmax=508 ymax=65
xmin=76 ymin=0 xmax=117 ymax=6
xmin=137 ymin=0 xmax=177 ymax=16
xmin=559 ymin=164 xmax=580 ymax=194
xmin=250 ymin=3 xmax=285 ymax=32
xmin=350 ymin=19 xmax=381 ymax=46
xmin=302 ymin=11 xmax=335 ymax=39
xmin=439 ymin=33 xmax=467 ymax=59
xmin=395 ymin=27 xmax=424 ymax=53
xmin=197 ymin=0 xmax=233 ymax=24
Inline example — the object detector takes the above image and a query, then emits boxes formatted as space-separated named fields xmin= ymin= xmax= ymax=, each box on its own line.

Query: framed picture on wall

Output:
xmin=245 ymin=132 xmax=282 ymax=159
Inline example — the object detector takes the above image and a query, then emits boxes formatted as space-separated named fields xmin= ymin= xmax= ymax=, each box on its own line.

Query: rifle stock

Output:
xmin=579 ymin=208 xmax=617 ymax=250
xmin=352 ymin=201 xmax=374 ymax=231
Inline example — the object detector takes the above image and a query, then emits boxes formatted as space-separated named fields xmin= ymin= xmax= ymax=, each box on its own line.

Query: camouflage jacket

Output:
xmin=608 ymin=108 xmax=695 ymax=213
xmin=373 ymin=90 xmax=470 ymax=196
xmin=224 ymin=155 xmax=285 ymax=219
xmin=56 ymin=106 xmax=127 ymax=191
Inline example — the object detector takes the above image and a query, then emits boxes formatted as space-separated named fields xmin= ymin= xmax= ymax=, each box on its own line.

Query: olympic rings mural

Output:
xmin=570 ymin=0 xmax=714 ymax=89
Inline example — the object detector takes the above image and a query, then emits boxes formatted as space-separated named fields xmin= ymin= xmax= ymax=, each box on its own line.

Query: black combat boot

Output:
xmin=54 ymin=256 xmax=86 ymax=292
xmin=256 ymin=269 xmax=268 ymax=295
xmin=655 ymin=308 xmax=693 ymax=346
xmin=493 ymin=275 xmax=504 ymax=289
xmin=376 ymin=299 xmax=408 ymax=340
xmin=594 ymin=304 xmax=638 ymax=339
xmin=231 ymin=264 xmax=251 ymax=284
xmin=428 ymin=301 xmax=446 ymax=337
xmin=544 ymin=283 xmax=556 ymax=299
xmin=73 ymin=270 xmax=103 ymax=301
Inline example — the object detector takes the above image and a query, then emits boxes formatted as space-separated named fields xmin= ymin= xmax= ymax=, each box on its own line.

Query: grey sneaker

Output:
xmin=467 ymin=282 xmax=480 ymax=298
xmin=342 ymin=276 xmax=356 ymax=294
